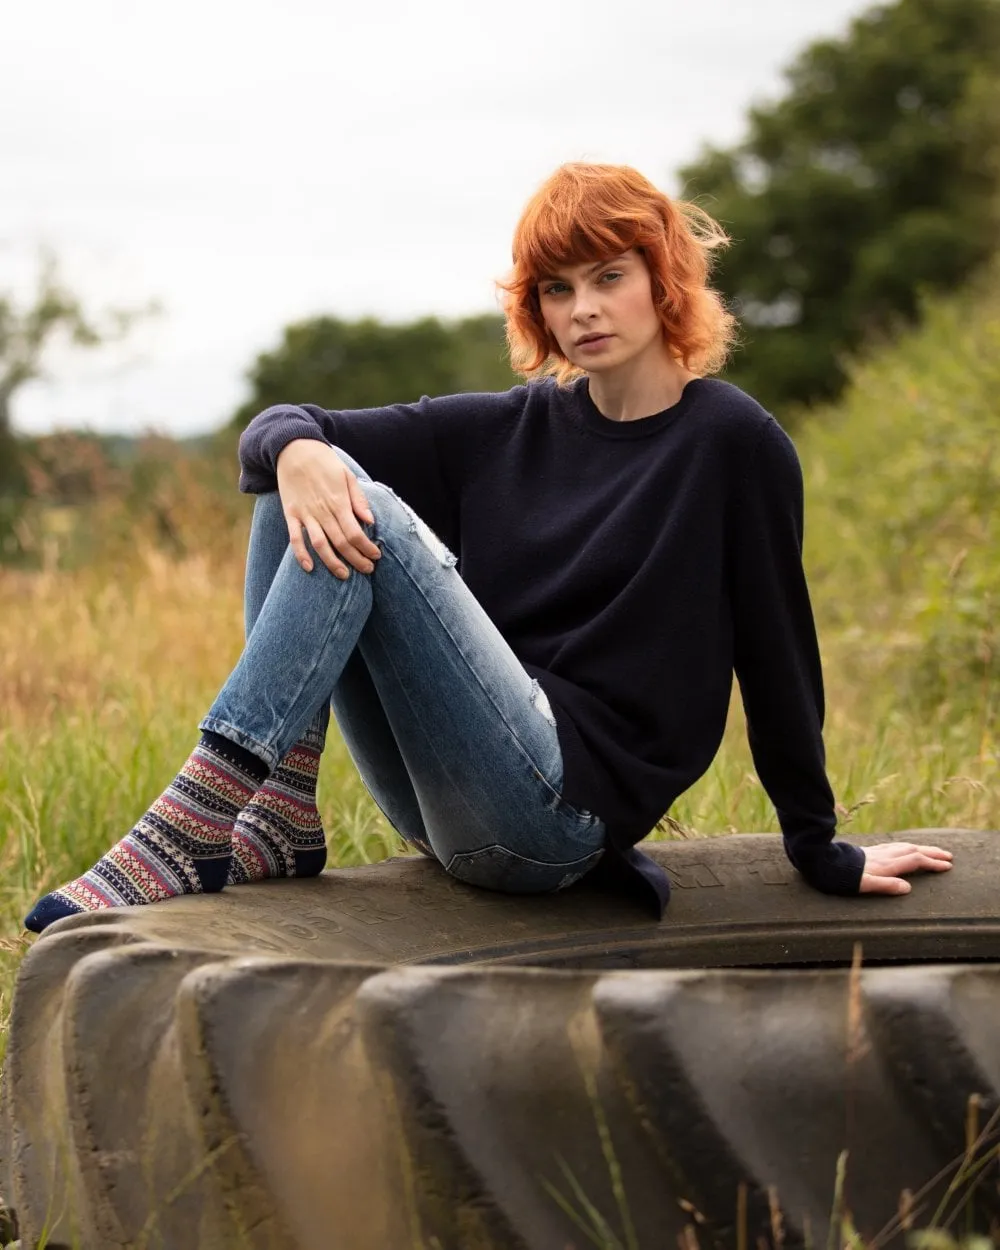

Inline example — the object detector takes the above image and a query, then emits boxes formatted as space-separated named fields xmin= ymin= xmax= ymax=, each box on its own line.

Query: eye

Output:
xmin=599 ymin=270 xmax=623 ymax=284
xmin=541 ymin=281 xmax=570 ymax=296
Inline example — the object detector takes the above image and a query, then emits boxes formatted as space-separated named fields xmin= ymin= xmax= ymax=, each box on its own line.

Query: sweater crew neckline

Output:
xmin=576 ymin=376 xmax=706 ymax=439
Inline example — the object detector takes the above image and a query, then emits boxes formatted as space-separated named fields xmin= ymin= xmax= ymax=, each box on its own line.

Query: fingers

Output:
xmin=276 ymin=446 xmax=382 ymax=574
xmin=859 ymin=873 xmax=912 ymax=896
xmin=865 ymin=843 xmax=953 ymax=872
xmin=335 ymin=496 xmax=382 ymax=564
xmin=348 ymin=475 xmax=376 ymax=530
xmin=286 ymin=515 xmax=314 ymax=573
xmin=882 ymin=842 xmax=953 ymax=861
xmin=285 ymin=506 xmax=381 ymax=579
xmin=856 ymin=841 xmax=954 ymax=896
xmin=303 ymin=517 xmax=353 ymax=579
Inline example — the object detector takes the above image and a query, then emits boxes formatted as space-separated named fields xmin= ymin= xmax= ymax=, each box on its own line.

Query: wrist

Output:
xmin=276 ymin=437 xmax=325 ymax=472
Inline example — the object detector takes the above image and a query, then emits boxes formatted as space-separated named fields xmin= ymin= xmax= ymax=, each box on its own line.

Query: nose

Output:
xmin=571 ymin=287 xmax=600 ymax=321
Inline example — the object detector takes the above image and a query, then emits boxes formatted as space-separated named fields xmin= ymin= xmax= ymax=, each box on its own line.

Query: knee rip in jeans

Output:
xmin=383 ymin=486 xmax=457 ymax=568
xmin=530 ymin=679 xmax=557 ymax=728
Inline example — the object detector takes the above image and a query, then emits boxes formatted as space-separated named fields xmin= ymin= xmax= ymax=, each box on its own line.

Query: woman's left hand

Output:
xmin=858 ymin=842 xmax=953 ymax=895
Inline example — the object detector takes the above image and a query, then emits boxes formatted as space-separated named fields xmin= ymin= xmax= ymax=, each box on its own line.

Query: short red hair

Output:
xmin=498 ymin=162 xmax=737 ymax=383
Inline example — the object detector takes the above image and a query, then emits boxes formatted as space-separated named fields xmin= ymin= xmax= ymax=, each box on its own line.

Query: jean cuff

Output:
xmin=198 ymin=716 xmax=281 ymax=771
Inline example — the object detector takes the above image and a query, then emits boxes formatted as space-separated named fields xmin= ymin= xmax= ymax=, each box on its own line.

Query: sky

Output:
xmin=4 ymin=0 xmax=876 ymax=438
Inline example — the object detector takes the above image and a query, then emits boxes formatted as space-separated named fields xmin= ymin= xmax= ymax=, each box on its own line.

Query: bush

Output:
xmin=799 ymin=264 xmax=1000 ymax=726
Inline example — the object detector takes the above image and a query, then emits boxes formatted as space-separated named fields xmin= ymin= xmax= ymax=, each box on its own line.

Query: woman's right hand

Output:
xmin=275 ymin=439 xmax=383 ymax=579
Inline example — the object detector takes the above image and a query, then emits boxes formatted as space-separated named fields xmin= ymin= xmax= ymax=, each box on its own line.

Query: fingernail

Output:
xmin=303 ymin=561 xmax=312 ymax=573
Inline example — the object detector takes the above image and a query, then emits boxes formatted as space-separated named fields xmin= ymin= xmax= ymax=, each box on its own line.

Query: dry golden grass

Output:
xmin=1 ymin=522 xmax=995 ymax=974
xmin=1 ymin=271 xmax=998 ymax=1067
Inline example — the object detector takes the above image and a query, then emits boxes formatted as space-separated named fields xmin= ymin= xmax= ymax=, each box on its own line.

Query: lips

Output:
xmin=576 ymin=334 xmax=611 ymax=346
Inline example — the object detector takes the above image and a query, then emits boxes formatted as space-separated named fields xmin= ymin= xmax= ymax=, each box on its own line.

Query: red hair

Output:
xmin=498 ymin=162 xmax=737 ymax=383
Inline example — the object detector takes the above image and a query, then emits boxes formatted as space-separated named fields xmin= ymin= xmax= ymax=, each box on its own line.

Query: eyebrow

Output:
xmin=538 ymin=254 xmax=629 ymax=282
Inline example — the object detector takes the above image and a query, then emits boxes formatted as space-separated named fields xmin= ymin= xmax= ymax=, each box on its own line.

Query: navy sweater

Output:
xmin=238 ymin=375 xmax=866 ymax=915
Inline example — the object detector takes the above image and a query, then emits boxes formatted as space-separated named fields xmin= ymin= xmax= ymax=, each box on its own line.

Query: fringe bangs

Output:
xmin=498 ymin=163 xmax=737 ymax=385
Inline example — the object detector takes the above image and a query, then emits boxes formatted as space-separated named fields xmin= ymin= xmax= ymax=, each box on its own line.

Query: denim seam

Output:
xmin=364 ymin=480 xmax=576 ymax=815
xmin=206 ymin=567 xmax=369 ymax=769
xmin=362 ymin=776 xmax=432 ymax=852
xmin=272 ymin=569 xmax=368 ymax=755
xmin=373 ymin=543 xmax=592 ymax=823
xmin=357 ymin=476 xmax=558 ymax=803
xmin=445 ymin=844 xmax=604 ymax=872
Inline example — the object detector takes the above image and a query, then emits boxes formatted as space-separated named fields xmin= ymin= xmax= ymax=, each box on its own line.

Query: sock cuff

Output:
xmin=301 ymin=720 xmax=327 ymax=753
xmin=282 ymin=741 xmax=322 ymax=767
xmin=198 ymin=731 xmax=271 ymax=786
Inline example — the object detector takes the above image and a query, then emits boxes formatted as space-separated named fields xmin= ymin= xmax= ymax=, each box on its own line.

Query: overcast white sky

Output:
xmin=4 ymin=0 xmax=874 ymax=437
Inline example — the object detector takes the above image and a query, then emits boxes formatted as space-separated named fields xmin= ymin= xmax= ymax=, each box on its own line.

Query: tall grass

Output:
xmin=1 ymin=271 xmax=998 ymax=1046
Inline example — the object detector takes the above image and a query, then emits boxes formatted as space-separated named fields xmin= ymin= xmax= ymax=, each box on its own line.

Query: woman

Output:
xmin=26 ymin=162 xmax=952 ymax=933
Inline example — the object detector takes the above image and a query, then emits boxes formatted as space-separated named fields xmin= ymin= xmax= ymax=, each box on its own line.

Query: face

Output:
xmin=535 ymin=248 xmax=664 ymax=374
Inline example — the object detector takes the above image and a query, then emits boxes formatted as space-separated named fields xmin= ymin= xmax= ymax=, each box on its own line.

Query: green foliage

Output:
xmin=0 ymin=252 xmax=158 ymax=437
xmin=908 ymin=1237 xmax=996 ymax=1250
xmin=231 ymin=312 xmax=516 ymax=427
xmin=798 ymin=262 xmax=1000 ymax=726
xmin=4 ymin=428 xmax=248 ymax=571
xmin=680 ymin=0 xmax=1000 ymax=415
xmin=0 ymin=427 xmax=27 ymax=560
xmin=0 ymin=254 xmax=159 ymax=561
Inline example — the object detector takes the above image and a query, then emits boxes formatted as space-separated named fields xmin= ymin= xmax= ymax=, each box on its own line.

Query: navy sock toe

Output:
xmin=22 ymin=738 xmax=267 ymax=932
xmin=24 ymin=893 xmax=84 ymax=935
xmin=228 ymin=733 xmax=327 ymax=883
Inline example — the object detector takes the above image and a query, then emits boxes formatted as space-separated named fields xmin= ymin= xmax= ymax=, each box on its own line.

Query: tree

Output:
xmin=231 ymin=313 xmax=515 ymax=429
xmin=679 ymin=0 xmax=1000 ymax=415
xmin=0 ymin=253 xmax=157 ymax=439
xmin=0 ymin=253 xmax=157 ymax=555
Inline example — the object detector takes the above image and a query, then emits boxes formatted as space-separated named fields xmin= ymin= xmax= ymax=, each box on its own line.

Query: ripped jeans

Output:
xmin=199 ymin=448 xmax=607 ymax=894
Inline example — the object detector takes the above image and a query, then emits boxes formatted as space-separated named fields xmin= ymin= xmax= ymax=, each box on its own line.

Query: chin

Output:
xmin=573 ymin=349 xmax=630 ymax=374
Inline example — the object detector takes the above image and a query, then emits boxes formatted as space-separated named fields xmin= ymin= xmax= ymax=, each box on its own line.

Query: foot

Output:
xmin=227 ymin=740 xmax=327 ymax=883
xmin=25 ymin=738 xmax=266 ymax=933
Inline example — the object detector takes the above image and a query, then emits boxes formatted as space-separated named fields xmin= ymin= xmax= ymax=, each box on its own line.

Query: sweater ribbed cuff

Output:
xmin=238 ymin=414 xmax=330 ymax=494
xmin=787 ymin=839 xmax=865 ymax=895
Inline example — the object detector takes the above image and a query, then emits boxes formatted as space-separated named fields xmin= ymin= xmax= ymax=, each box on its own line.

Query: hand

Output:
xmin=858 ymin=842 xmax=953 ymax=895
xmin=276 ymin=439 xmax=383 ymax=579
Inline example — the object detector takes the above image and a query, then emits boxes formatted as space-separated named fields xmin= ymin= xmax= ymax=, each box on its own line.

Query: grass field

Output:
xmin=0 ymin=279 xmax=997 ymax=1250
xmin=0 ymin=272 xmax=998 ymax=1075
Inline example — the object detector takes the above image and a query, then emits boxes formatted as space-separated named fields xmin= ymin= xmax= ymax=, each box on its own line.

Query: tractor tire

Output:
xmin=2 ymin=829 xmax=999 ymax=1249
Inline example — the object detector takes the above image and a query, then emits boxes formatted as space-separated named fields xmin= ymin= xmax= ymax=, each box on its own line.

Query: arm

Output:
xmin=730 ymin=420 xmax=952 ymax=895
xmin=730 ymin=419 xmax=864 ymax=893
xmin=239 ymin=403 xmax=337 ymax=495
xmin=238 ymin=397 xmax=452 ymax=532
xmin=238 ymin=389 xmax=520 ymax=552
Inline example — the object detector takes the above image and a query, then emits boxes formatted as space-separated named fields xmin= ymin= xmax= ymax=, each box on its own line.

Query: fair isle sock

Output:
xmin=228 ymin=724 xmax=327 ymax=883
xmin=24 ymin=734 xmax=269 ymax=934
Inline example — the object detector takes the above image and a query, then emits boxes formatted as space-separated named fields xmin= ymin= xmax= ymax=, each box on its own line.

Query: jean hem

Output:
xmin=198 ymin=717 xmax=281 ymax=771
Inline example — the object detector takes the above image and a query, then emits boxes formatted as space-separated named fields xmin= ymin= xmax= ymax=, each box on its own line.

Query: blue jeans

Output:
xmin=199 ymin=448 xmax=606 ymax=894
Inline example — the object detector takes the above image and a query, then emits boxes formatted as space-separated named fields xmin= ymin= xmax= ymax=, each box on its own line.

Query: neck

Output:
xmin=586 ymin=346 xmax=697 ymax=422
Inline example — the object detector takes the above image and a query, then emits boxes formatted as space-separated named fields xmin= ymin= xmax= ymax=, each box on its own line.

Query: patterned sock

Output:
xmin=24 ymin=734 xmax=268 ymax=934
xmin=227 ymin=722 xmax=327 ymax=883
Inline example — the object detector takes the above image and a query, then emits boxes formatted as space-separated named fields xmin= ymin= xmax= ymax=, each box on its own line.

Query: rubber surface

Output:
xmin=3 ymin=829 xmax=999 ymax=1248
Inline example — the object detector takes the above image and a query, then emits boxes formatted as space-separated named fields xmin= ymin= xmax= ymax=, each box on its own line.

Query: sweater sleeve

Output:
xmin=237 ymin=390 xmax=517 ymax=552
xmin=729 ymin=418 xmax=865 ymax=895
